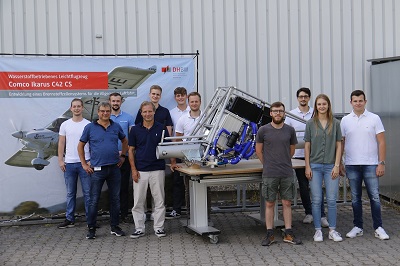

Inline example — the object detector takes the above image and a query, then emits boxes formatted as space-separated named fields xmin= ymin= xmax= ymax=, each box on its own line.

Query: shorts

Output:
xmin=262 ymin=176 xmax=295 ymax=202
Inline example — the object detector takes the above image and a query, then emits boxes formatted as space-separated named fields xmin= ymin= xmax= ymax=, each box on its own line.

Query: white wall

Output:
xmin=1 ymin=0 xmax=399 ymax=112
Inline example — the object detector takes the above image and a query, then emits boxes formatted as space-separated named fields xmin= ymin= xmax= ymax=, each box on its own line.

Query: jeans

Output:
xmin=346 ymin=165 xmax=382 ymax=230
xmin=87 ymin=164 xmax=121 ymax=228
xmin=64 ymin=162 xmax=91 ymax=222
xmin=309 ymin=163 xmax=339 ymax=230
xmin=295 ymin=167 xmax=326 ymax=217
xmin=119 ymin=158 xmax=131 ymax=218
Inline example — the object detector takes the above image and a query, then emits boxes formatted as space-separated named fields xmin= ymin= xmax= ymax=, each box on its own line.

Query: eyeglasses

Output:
xmin=298 ymin=95 xmax=310 ymax=99
xmin=271 ymin=110 xmax=285 ymax=114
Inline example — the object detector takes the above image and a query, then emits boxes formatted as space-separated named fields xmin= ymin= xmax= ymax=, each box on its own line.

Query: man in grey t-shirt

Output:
xmin=256 ymin=101 xmax=302 ymax=247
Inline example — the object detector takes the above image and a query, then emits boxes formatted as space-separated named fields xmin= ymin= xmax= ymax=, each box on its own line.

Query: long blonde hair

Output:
xmin=311 ymin=94 xmax=334 ymax=134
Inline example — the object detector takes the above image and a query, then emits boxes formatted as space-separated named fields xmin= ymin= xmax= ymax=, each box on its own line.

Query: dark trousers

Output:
xmin=172 ymin=159 xmax=185 ymax=213
xmin=119 ymin=158 xmax=131 ymax=218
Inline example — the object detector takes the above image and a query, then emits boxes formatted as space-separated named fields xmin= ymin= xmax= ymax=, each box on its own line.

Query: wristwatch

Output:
xmin=120 ymin=154 xmax=126 ymax=158
xmin=378 ymin=161 xmax=385 ymax=165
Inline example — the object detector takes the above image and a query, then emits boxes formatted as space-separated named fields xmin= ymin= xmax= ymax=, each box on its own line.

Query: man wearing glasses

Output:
xmin=78 ymin=102 xmax=129 ymax=240
xmin=285 ymin=87 xmax=329 ymax=227
xmin=256 ymin=101 xmax=302 ymax=246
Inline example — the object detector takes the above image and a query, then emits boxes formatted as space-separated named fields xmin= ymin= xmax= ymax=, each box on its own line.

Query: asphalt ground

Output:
xmin=1 ymin=202 xmax=400 ymax=266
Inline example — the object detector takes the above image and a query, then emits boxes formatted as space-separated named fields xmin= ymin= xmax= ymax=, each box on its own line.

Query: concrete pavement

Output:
xmin=1 ymin=203 xmax=400 ymax=266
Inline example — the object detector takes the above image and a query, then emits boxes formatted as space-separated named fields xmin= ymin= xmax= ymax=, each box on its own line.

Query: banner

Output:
xmin=0 ymin=56 xmax=195 ymax=214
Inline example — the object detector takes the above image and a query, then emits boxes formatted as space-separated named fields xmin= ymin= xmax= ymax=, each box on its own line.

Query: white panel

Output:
xmin=331 ymin=0 xmax=344 ymax=110
xmin=309 ymin=0 xmax=321 ymax=95
xmin=320 ymin=0 xmax=332 ymax=96
xmin=383 ymin=0 xmax=394 ymax=57
xmin=277 ymin=0 xmax=290 ymax=103
xmin=255 ymin=0 xmax=268 ymax=100
xmin=92 ymin=0 xmax=104 ymax=53
xmin=125 ymin=0 xmax=139 ymax=53
xmin=81 ymin=0 xmax=94 ymax=53
xmin=103 ymin=0 xmax=115 ymax=53
xmin=267 ymin=0 xmax=279 ymax=102
xmin=114 ymin=0 xmax=128 ymax=54
xmin=213 ymin=0 xmax=226 ymax=86
xmin=13 ymin=0 xmax=25 ymax=53
xmin=147 ymin=0 xmax=159 ymax=53
xmin=202 ymin=0 xmax=215 ymax=100
xmin=70 ymin=0 xmax=83 ymax=54
xmin=0 ymin=0 xmax=399 ymax=114
xmin=341 ymin=0 xmax=353 ymax=112
xmin=0 ymin=0 xmax=14 ymax=53
xmin=36 ymin=0 xmax=48 ymax=53
xmin=169 ymin=0 xmax=181 ymax=53
xmin=24 ymin=0 xmax=36 ymax=53
xmin=287 ymin=0 xmax=300 ymax=108
xmin=159 ymin=0 xmax=171 ymax=53
xmin=224 ymin=0 xmax=237 ymax=89
xmin=58 ymin=0 xmax=70 ymax=53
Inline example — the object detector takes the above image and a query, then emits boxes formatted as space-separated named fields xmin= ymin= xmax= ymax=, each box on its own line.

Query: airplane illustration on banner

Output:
xmin=5 ymin=65 xmax=156 ymax=170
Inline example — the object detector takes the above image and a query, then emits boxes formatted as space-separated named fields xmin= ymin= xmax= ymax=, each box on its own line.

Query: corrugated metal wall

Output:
xmin=1 ymin=0 xmax=399 ymax=112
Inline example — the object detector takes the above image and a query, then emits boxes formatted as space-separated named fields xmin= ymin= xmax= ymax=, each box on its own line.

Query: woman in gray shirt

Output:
xmin=304 ymin=94 xmax=342 ymax=243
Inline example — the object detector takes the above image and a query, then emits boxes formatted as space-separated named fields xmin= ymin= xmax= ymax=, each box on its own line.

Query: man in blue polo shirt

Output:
xmin=78 ymin=102 xmax=128 ymax=240
xmin=129 ymin=101 xmax=175 ymax=238
xmin=109 ymin=92 xmax=134 ymax=223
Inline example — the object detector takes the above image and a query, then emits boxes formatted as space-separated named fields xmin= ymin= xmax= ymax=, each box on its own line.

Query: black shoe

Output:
xmin=165 ymin=210 xmax=181 ymax=219
xmin=130 ymin=230 xmax=145 ymax=239
xmin=261 ymin=231 xmax=275 ymax=246
xmin=110 ymin=226 xmax=126 ymax=237
xmin=155 ymin=229 xmax=166 ymax=238
xmin=86 ymin=227 xmax=96 ymax=239
xmin=283 ymin=230 xmax=302 ymax=245
xmin=58 ymin=219 xmax=75 ymax=229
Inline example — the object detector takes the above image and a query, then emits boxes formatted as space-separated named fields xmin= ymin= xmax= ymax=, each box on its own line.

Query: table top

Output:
xmin=176 ymin=159 xmax=305 ymax=177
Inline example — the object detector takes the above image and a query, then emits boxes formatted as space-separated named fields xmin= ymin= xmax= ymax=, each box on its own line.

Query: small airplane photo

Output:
xmin=5 ymin=65 xmax=156 ymax=170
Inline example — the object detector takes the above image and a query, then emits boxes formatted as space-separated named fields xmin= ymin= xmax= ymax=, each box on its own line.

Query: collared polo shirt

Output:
xmin=285 ymin=106 xmax=313 ymax=158
xmin=341 ymin=109 xmax=384 ymax=165
xmin=111 ymin=110 xmax=134 ymax=152
xmin=80 ymin=119 xmax=126 ymax=167
xmin=304 ymin=118 xmax=342 ymax=164
xmin=170 ymin=105 xmax=190 ymax=135
xmin=128 ymin=121 xmax=169 ymax=171
xmin=175 ymin=111 xmax=201 ymax=137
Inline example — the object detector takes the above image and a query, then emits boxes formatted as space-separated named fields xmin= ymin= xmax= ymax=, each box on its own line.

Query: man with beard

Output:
xmin=256 ymin=101 xmax=302 ymax=246
xmin=109 ymin=92 xmax=134 ymax=223
xmin=284 ymin=88 xmax=328 ymax=227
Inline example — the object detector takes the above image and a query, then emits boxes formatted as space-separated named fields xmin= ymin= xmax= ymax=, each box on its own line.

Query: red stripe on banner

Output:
xmin=0 ymin=72 xmax=108 ymax=90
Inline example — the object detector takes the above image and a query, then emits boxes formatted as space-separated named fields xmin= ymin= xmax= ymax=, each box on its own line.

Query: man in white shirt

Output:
xmin=57 ymin=98 xmax=91 ymax=229
xmin=340 ymin=90 xmax=389 ymax=240
xmin=166 ymin=87 xmax=190 ymax=219
xmin=285 ymin=87 xmax=328 ymax=227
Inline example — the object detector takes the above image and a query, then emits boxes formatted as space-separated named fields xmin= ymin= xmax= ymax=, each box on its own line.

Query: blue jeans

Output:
xmin=87 ymin=164 xmax=121 ymax=228
xmin=346 ymin=165 xmax=382 ymax=230
xmin=64 ymin=162 xmax=91 ymax=222
xmin=295 ymin=167 xmax=326 ymax=217
xmin=309 ymin=163 xmax=339 ymax=230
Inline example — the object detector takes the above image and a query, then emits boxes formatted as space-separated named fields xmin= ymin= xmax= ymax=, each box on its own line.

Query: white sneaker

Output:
xmin=321 ymin=217 xmax=329 ymax=228
xmin=375 ymin=227 xmax=389 ymax=240
xmin=313 ymin=230 xmax=323 ymax=242
xmin=346 ymin=226 xmax=363 ymax=238
xmin=328 ymin=230 xmax=343 ymax=242
xmin=303 ymin=214 xmax=313 ymax=224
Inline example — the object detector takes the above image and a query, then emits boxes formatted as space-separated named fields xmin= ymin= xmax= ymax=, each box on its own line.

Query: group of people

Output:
xmin=256 ymin=88 xmax=389 ymax=246
xmin=58 ymin=85 xmax=201 ymax=240
xmin=57 ymin=84 xmax=389 ymax=244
